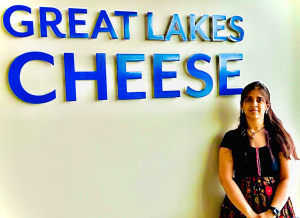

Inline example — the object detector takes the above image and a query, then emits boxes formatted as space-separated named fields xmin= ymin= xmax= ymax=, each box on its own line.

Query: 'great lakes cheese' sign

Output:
xmin=4 ymin=5 xmax=244 ymax=104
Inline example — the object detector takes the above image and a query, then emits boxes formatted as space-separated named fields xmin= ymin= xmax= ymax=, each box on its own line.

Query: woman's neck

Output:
xmin=246 ymin=118 xmax=264 ymax=131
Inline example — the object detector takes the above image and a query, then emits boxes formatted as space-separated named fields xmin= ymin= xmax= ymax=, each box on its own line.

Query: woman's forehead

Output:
xmin=245 ymin=89 xmax=265 ymax=98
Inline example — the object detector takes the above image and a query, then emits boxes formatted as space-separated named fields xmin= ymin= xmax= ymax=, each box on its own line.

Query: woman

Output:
xmin=219 ymin=81 xmax=298 ymax=218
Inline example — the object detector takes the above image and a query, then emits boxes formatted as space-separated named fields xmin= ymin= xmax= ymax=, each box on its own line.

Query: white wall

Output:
xmin=0 ymin=0 xmax=299 ymax=217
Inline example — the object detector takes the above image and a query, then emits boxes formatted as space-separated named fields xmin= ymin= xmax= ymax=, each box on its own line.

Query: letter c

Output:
xmin=8 ymin=52 xmax=56 ymax=104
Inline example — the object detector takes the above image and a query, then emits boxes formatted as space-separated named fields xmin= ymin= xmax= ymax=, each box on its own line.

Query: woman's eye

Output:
xmin=245 ymin=99 xmax=251 ymax=102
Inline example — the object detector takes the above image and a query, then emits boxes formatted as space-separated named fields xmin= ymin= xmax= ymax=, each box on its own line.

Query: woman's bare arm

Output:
xmin=219 ymin=147 xmax=259 ymax=218
xmin=270 ymin=152 xmax=292 ymax=208
xmin=258 ymin=152 xmax=293 ymax=218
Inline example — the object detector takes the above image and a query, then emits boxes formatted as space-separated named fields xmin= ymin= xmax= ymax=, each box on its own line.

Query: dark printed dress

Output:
xmin=219 ymin=129 xmax=296 ymax=218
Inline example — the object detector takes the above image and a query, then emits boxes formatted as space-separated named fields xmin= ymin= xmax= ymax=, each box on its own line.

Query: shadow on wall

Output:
xmin=198 ymin=97 xmax=239 ymax=217
xmin=198 ymin=134 xmax=224 ymax=218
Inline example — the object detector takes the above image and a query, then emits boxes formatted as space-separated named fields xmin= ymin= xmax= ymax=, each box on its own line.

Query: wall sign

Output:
xmin=4 ymin=5 xmax=245 ymax=104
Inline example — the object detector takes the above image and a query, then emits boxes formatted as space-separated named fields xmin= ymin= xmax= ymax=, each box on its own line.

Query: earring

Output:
xmin=241 ymin=109 xmax=244 ymax=114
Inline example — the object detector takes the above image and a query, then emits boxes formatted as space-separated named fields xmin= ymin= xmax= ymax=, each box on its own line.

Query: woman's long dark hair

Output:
xmin=238 ymin=81 xmax=299 ymax=160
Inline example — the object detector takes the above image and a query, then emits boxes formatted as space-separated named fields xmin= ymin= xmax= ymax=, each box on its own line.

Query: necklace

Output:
xmin=248 ymin=126 xmax=265 ymax=139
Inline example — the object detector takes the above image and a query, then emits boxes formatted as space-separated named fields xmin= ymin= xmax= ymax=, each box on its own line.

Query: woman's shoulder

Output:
xmin=219 ymin=128 xmax=241 ymax=149
xmin=223 ymin=128 xmax=241 ymax=138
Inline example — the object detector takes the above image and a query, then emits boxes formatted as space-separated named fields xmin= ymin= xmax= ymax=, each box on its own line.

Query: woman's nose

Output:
xmin=252 ymin=100 xmax=258 ymax=106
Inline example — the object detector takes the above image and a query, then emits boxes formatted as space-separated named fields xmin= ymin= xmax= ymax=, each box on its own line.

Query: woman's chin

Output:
xmin=246 ymin=114 xmax=263 ymax=120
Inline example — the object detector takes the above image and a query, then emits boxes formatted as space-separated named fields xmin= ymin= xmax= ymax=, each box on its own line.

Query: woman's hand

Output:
xmin=245 ymin=211 xmax=260 ymax=218
xmin=247 ymin=213 xmax=260 ymax=218
xmin=258 ymin=210 xmax=276 ymax=218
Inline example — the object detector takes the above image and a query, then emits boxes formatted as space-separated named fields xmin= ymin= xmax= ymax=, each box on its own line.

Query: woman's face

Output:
xmin=242 ymin=88 xmax=269 ymax=120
